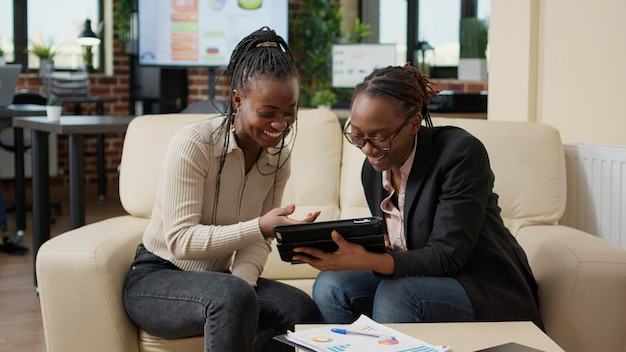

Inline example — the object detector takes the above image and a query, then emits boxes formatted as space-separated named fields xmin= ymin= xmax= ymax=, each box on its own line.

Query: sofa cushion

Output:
xmin=431 ymin=118 xmax=566 ymax=233
xmin=263 ymin=108 xmax=343 ymax=282
xmin=281 ymin=108 xmax=343 ymax=220
xmin=120 ymin=114 xmax=216 ymax=218
xmin=339 ymin=137 xmax=372 ymax=219
xmin=140 ymin=331 xmax=203 ymax=352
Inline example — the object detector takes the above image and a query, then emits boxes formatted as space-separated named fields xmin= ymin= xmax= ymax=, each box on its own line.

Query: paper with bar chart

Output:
xmin=281 ymin=315 xmax=451 ymax=352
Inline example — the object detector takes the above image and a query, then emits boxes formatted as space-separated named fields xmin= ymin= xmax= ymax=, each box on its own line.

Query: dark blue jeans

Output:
xmin=313 ymin=270 xmax=476 ymax=324
xmin=123 ymin=245 xmax=321 ymax=352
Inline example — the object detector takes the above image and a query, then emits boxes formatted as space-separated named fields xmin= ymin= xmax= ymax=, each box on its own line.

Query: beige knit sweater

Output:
xmin=143 ymin=116 xmax=290 ymax=286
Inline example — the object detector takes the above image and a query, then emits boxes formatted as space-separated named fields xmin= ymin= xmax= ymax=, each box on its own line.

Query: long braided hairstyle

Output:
xmin=353 ymin=63 xmax=438 ymax=127
xmin=210 ymin=27 xmax=299 ymax=222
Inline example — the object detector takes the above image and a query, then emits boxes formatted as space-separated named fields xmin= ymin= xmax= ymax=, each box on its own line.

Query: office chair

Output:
xmin=1 ymin=91 xmax=61 ymax=242
xmin=0 ymin=91 xmax=48 ymax=151
xmin=45 ymin=72 xmax=89 ymax=97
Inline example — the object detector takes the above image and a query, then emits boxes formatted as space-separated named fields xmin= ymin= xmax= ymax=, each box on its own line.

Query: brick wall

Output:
xmin=13 ymin=0 xmax=487 ymax=188
xmin=16 ymin=33 xmax=132 ymax=187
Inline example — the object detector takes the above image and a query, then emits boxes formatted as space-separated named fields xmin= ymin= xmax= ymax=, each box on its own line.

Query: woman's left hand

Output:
xmin=292 ymin=230 xmax=382 ymax=272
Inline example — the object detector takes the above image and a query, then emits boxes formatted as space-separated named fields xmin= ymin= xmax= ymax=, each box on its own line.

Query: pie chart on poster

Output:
xmin=378 ymin=338 xmax=400 ymax=345
xmin=311 ymin=336 xmax=333 ymax=343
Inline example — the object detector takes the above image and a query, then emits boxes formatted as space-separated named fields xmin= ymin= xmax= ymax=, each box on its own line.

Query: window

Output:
xmin=0 ymin=2 xmax=14 ymax=62
xmin=379 ymin=0 xmax=408 ymax=66
xmin=0 ymin=0 xmax=102 ymax=71
xmin=418 ymin=0 xmax=490 ymax=67
xmin=374 ymin=0 xmax=491 ymax=79
xmin=418 ymin=0 xmax=461 ymax=66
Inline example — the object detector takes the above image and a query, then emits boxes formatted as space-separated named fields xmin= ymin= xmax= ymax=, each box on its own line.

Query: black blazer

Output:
xmin=362 ymin=126 xmax=544 ymax=329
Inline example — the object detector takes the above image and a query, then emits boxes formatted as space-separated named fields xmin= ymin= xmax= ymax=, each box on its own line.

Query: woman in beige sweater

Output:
xmin=122 ymin=27 xmax=321 ymax=352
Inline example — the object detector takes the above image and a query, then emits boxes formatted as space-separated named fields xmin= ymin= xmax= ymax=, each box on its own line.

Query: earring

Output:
xmin=231 ymin=110 xmax=239 ymax=132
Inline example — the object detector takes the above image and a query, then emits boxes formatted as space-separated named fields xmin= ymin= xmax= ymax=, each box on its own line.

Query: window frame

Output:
xmin=368 ymin=0 xmax=487 ymax=79
xmin=10 ymin=0 xmax=105 ymax=73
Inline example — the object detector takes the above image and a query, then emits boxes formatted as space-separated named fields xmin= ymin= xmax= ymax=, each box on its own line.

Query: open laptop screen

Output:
xmin=0 ymin=64 xmax=23 ymax=107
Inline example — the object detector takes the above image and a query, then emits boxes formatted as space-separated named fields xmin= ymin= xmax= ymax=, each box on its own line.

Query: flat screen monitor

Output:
xmin=138 ymin=0 xmax=288 ymax=67
xmin=331 ymin=44 xmax=397 ymax=88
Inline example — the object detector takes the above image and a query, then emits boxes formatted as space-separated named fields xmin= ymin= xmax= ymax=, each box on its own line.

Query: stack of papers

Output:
xmin=276 ymin=314 xmax=451 ymax=352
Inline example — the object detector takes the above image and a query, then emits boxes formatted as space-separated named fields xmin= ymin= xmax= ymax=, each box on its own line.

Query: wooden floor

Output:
xmin=0 ymin=182 xmax=126 ymax=352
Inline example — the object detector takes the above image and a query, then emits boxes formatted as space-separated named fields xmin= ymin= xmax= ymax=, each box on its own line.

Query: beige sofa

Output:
xmin=36 ymin=109 xmax=626 ymax=352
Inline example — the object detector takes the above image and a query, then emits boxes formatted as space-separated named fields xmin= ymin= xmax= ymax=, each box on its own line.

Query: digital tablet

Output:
xmin=273 ymin=217 xmax=386 ymax=263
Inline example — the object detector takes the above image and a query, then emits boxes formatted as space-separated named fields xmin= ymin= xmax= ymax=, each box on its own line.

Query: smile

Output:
xmin=264 ymin=130 xmax=283 ymax=138
xmin=368 ymin=154 xmax=387 ymax=165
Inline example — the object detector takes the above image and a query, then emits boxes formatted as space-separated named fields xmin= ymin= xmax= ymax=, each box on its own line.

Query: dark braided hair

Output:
xmin=353 ymin=63 xmax=438 ymax=127
xmin=211 ymin=27 xmax=299 ymax=222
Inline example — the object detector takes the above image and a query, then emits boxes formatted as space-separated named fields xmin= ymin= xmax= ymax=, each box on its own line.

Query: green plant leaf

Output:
xmin=29 ymin=42 xmax=58 ymax=59
xmin=311 ymin=89 xmax=338 ymax=107
xmin=459 ymin=18 xmax=488 ymax=59
xmin=47 ymin=95 xmax=63 ymax=106
xmin=114 ymin=0 xmax=138 ymax=43
xmin=290 ymin=0 xmax=343 ymax=106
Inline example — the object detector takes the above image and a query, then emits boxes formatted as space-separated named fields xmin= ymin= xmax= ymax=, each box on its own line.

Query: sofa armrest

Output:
xmin=36 ymin=216 xmax=149 ymax=352
xmin=516 ymin=225 xmax=626 ymax=352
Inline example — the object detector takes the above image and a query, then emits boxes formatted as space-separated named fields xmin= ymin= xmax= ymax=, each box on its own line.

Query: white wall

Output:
xmin=488 ymin=1 xmax=538 ymax=123
xmin=489 ymin=0 xmax=626 ymax=145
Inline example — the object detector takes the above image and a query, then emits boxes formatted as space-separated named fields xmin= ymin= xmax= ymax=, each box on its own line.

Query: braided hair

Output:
xmin=211 ymin=27 xmax=299 ymax=222
xmin=353 ymin=63 xmax=438 ymax=127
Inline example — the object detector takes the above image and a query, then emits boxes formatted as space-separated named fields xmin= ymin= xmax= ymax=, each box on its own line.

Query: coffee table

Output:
xmin=296 ymin=321 xmax=564 ymax=352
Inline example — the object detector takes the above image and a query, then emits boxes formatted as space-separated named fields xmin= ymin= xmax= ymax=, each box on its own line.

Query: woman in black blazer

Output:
xmin=292 ymin=64 xmax=543 ymax=329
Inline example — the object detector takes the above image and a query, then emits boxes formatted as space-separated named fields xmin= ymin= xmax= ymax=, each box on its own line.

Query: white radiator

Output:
xmin=0 ymin=128 xmax=58 ymax=179
xmin=562 ymin=143 xmax=626 ymax=249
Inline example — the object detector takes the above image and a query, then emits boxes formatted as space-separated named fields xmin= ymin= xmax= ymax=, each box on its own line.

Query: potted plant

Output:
xmin=46 ymin=95 xmax=63 ymax=122
xmin=290 ymin=0 xmax=343 ymax=107
xmin=29 ymin=41 xmax=58 ymax=77
xmin=114 ymin=0 xmax=138 ymax=54
xmin=82 ymin=45 xmax=94 ymax=71
xmin=458 ymin=17 xmax=489 ymax=81
xmin=291 ymin=1 xmax=372 ymax=108
xmin=29 ymin=41 xmax=58 ymax=60
xmin=310 ymin=89 xmax=338 ymax=110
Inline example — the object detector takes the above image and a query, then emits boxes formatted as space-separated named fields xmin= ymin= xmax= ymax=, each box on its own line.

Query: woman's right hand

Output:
xmin=259 ymin=203 xmax=320 ymax=239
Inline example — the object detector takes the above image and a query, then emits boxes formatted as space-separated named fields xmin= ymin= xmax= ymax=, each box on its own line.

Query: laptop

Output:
xmin=0 ymin=64 xmax=23 ymax=107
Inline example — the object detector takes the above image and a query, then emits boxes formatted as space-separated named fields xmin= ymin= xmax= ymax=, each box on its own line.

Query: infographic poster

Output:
xmin=138 ymin=0 xmax=288 ymax=67
xmin=332 ymin=44 xmax=397 ymax=88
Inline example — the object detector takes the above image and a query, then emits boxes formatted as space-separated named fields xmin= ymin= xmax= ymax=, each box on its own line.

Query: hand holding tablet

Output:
xmin=273 ymin=217 xmax=386 ymax=264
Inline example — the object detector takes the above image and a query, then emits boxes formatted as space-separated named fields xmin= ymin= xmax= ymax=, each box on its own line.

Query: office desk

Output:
xmin=1 ymin=104 xmax=48 ymax=236
xmin=60 ymin=96 xmax=116 ymax=201
xmin=13 ymin=115 xmax=133 ymax=285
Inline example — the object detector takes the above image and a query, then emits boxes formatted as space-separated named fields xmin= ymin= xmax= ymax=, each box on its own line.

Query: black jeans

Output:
xmin=122 ymin=245 xmax=321 ymax=352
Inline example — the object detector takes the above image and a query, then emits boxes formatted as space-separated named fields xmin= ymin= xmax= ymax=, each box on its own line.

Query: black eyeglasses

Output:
xmin=343 ymin=114 xmax=414 ymax=151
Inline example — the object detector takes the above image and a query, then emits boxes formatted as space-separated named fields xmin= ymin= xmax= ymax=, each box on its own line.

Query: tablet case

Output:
xmin=273 ymin=217 xmax=385 ymax=263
